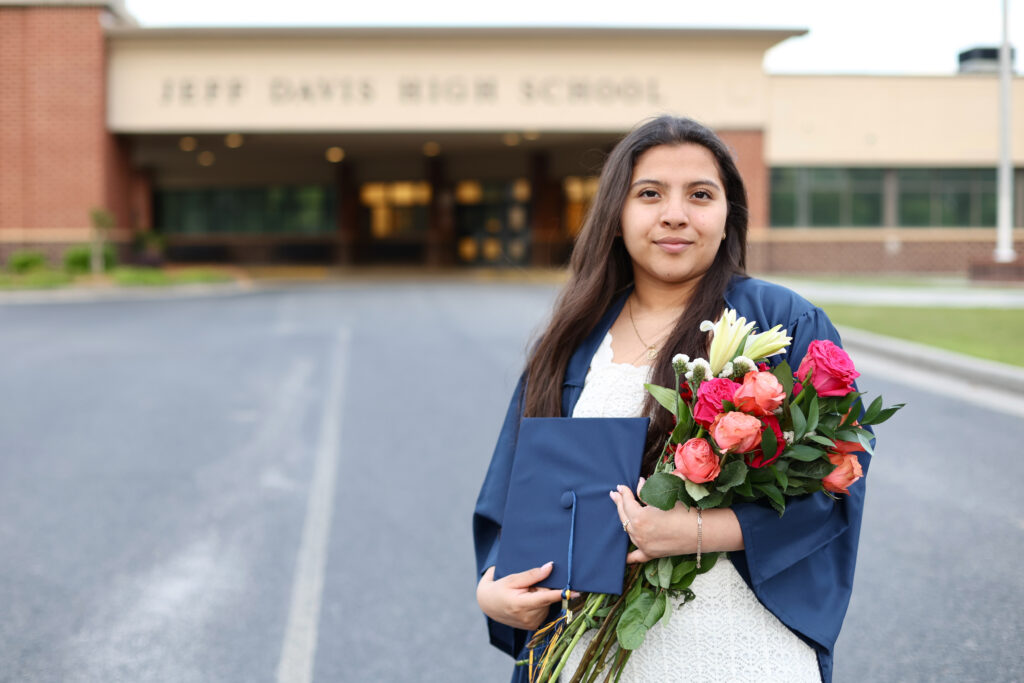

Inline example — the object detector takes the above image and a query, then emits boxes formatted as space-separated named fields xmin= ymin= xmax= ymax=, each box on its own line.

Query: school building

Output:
xmin=2 ymin=0 xmax=1022 ymax=274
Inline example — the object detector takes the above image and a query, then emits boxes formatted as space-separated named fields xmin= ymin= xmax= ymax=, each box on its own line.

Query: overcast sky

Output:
xmin=122 ymin=0 xmax=1021 ymax=75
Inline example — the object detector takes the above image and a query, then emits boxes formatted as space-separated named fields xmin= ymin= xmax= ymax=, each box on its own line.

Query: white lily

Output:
xmin=704 ymin=309 xmax=756 ymax=376
xmin=742 ymin=324 xmax=792 ymax=361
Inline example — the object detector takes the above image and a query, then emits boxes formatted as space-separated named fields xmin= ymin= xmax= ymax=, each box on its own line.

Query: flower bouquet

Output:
xmin=521 ymin=310 xmax=903 ymax=683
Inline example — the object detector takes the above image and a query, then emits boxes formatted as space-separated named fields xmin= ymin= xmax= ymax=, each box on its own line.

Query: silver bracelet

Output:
xmin=696 ymin=509 xmax=703 ymax=569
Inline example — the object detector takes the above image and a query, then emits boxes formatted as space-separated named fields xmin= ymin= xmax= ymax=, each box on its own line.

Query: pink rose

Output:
xmin=672 ymin=438 xmax=721 ymax=484
xmin=795 ymin=340 xmax=859 ymax=397
xmin=746 ymin=414 xmax=785 ymax=468
xmin=822 ymin=450 xmax=864 ymax=494
xmin=709 ymin=411 xmax=762 ymax=453
xmin=733 ymin=371 xmax=786 ymax=417
xmin=693 ymin=378 xmax=742 ymax=427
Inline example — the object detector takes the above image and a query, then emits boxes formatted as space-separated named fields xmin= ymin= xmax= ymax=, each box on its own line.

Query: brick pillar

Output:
xmin=334 ymin=161 xmax=359 ymax=265
xmin=717 ymin=130 xmax=767 ymax=231
xmin=529 ymin=152 xmax=563 ymax=266
xmin=0 ymin=4 xmax=132 ymax=246
xmin=425 ymin=155 xmax=454 ymax=267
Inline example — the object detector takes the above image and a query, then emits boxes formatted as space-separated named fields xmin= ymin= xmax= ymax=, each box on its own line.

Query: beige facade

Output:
xmin=107 ymin=28 xmax=789 ymax=133
xmin=768 ymin=75 xmax=1024 ymax=165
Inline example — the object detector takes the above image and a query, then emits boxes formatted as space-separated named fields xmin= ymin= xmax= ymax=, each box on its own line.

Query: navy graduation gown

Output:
xmin=472 ymin=276 xmax=869 ymax=683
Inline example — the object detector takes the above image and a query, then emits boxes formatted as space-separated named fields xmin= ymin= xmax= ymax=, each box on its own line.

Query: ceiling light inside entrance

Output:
xmin=225 ymin=133 xmax=244 ymax=148
xmin=197 ymin=151 xmax=215 ymax=166
xmin=422 ymin=141 xmax=441 ymax=157
xmin=326 ymin=146 xmax=345 ymax=163
xmin=502 ymin=133 xmax=521 ymax=147
xmin=179 ymin=136 xmax=197 ymax=152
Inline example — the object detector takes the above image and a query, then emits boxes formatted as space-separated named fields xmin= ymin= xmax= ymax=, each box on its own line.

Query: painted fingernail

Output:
xmin=542 ymin=561 xmax=553 ymax=568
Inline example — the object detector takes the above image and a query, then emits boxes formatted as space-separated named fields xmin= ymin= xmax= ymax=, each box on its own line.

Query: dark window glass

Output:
xmin=810 ymin=191 xmax=841 ymax=226
xmin=850 ymin=192 xmax=883 ymax=226
xmin=899 ymin=192 xmax=931 ymax=227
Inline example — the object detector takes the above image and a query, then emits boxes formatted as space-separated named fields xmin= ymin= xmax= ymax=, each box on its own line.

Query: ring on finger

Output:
xmin=622 ymin=519 xmax=631 ymax=532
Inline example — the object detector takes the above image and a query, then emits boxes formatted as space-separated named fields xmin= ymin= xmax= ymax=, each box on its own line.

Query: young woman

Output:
xmin=473 ymin=116 xmax=867 ymax=683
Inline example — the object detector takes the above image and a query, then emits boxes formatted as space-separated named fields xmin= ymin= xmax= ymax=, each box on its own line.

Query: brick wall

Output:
xmin=0 ymin=6 xmax=133 ymax=240
xmin=747 ymin=229 xmax=1024 ymax=275
xmin=717 ymin=130 xmax=767 ymax=231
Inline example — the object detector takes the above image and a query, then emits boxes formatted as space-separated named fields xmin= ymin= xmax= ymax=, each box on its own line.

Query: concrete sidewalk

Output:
xmin=770 ymin=276 xmax=1024 ymax=309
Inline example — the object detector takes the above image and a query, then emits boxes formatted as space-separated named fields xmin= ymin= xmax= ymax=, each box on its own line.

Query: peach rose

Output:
xmin=709 ymin=411 xmax=762 ymax=453
xmin=733 ymin=371 xmax=786 ymax=416
xmin=673 ymin=438 xmax=721 ymax=484
xmin=822 ymin=450 xmax=864 ymax=495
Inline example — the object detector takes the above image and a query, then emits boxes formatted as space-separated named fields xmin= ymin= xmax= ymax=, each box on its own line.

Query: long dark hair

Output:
xmin=523 ymin=115 xmax=749 ymax=474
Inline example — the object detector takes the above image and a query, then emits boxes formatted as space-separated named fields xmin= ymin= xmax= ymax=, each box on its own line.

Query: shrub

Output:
xmin=6 ymin=250 xmax=47 ymax=274
xmin=63 ymin=244 xmax=116 ymax=274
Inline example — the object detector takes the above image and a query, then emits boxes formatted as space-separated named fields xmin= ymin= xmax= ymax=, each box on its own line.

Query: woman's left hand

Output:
xmin=610 ymin=480 xmax=699 ymax=563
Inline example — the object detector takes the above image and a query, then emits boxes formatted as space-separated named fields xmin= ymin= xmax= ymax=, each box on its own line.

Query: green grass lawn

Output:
xmin=0 ymin=266 xmax=235 ymax=290
xmin=821 ymin=304 xmax=1024 ymax=368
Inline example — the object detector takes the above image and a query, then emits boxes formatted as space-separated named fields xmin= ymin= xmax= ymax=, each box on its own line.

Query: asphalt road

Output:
xmin=0 ymin=282 xmax=1021 ymax=683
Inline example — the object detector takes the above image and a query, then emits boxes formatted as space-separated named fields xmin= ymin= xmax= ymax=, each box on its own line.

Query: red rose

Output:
xmin=733 ymin=371 xmax=786 ymax=417
xmin=822 ymin=450 xmax=864 ymax=494
xmin=693 ymin=378 xmax=742 ymax=427
xmin=673 ymin=438 xmax=721 ymax=484
xmin=746 ymin=414 xmax=785 ymax=468
xmin=678 ymin=378 xmax=693 ymax=403
xmin=795 ymin=340 xmax=860 ymax=397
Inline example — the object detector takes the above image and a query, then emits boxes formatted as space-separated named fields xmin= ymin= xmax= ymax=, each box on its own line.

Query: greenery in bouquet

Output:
xmin=523 ymin=310 xmax=903 ymax=683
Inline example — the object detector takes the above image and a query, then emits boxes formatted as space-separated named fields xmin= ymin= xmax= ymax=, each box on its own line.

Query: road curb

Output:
xmin=0 ymin=280 xmax=256 ymax=305
xmin=838 ymin=326 xmax=1024 ymax=396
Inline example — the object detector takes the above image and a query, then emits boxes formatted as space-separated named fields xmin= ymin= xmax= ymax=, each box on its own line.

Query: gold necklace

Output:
xmin=628 ymin=297 xmax=662 ymax=361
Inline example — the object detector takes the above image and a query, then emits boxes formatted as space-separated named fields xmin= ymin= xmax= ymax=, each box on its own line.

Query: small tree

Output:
xmin=89 ymin=208 xmax=116 ymax=276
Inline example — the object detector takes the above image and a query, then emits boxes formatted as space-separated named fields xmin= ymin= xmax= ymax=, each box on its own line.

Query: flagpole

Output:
xmin=995 ymin=0 xmax=1017 ymax=263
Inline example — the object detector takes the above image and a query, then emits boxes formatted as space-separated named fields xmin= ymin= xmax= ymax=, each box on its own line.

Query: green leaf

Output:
xmin=806 ymin=396 xmax=820 ymax=435
xmin=645 ymin=591 xmax=667 ymax=628
xmin=684 ymin=479 xmax=709 ymax=502
xmin=670 ymin=410 xmax=693 ymax=444
xmin=840 ymin=398 xmax=864 ymax=428
xmin=789 ymin=459 xmax=836 ymax=479
xmin=734 ymin=479 xmax=754 ymax=498
xmin=754 ymin=482 xmax=785 ymax=509
xmin=791 ymin=402 xmax=807 ymax=442
xmin=773 ymin=466 xmax=789 ymax=489
xmin=782 ymin=444 xmax=824 ymax=462
xmin=866 ymin=404 xmax=905 ymax=425
xmin=640 ymin=472 xmax=684 ymax=511
xmin=676 ymin=484 xmax=695 ymax=508
xmin=806 ymin=434 xmax=837 ymax=448
xmin=837 ymin=390 xmax=861 ymax=415
xmin=715 ymin=459 xmax=748 ymax=492
xmin=657 ymin=558 xmax=674 ymax=589
xmin=644 ymin=559 xmax=660 ymax=587
xmin=862 ymin=395 xmax=884 ymax=424
xmin=671 ymin=559 xmax=697 ymax=583
xmin=696 ymin=489 xmax=725 ymax=509
xmin=645 ymin=383 xmax=680 ymax=418
xmin=772 ymin=360 xmax=794 ymax=396
xmin=759 ymin=425 xmax=778 ymax=462
xmin=616 ymin=591 xmax=654 ymax=650
xmin=695 ymin=550 xmax=719 ymax=574
xmin=816 ymin=414 xmax=840 ymax=439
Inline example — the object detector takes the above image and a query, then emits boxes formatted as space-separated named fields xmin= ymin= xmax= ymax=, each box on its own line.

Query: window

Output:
xmin=154 ymin=186 xmax=336 ymax=234
xmin=770 ymin=168 xmax=884 ymax=227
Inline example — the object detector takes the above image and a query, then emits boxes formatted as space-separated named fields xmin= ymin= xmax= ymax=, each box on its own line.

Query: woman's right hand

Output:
xmin=476 ymin=562 xmax=570 ymax=631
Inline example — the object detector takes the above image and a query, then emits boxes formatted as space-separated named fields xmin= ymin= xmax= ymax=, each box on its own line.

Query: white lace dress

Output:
xmin=565 ymin=332 xmax=821 ymax=683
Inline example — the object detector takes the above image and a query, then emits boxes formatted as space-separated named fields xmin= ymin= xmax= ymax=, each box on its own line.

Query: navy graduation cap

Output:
xmin=494 ymin=416 xmax=650 ymax=596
